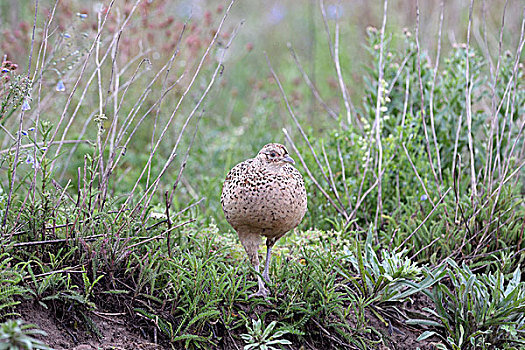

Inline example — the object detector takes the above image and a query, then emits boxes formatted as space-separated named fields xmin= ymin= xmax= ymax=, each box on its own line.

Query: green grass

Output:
xmin=1 ymin=0 xmax=524 ymax=349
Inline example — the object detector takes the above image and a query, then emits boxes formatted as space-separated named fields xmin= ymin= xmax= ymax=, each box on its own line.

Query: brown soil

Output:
xmin=15 ymin=292 xmax=443 ymax=350
xmin=365 ymin=293 xmax=445 ymax=350
xmin=17 ymin=302 xmax=164 ymax=350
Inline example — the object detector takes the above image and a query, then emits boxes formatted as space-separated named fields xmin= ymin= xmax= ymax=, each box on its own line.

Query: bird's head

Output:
xmin=256 ymin=143 xmax=295 ymax=166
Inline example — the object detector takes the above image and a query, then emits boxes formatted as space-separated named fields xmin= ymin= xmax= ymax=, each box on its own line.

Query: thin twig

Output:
xmin=402 ymin=143 xmax=437 ymax=209
xmin=484 ymin=0 xmax=509 ymax=189
xmin=321 ymin=142 xmax=345 ymax=210
xmin=137 ymin=18 xmax=243 ymax=219
xmin=117 ymin=0 xmax=237 ymax=222
xmin=164 ymin=191 xmax=172 ymax=257
xmin=283 ymin=128 xmax=347 ymax=218
xmin=13 ymin=234 xmax=105 ymax=247
xmin=50 ymin=0 xmax=119 ymax=167
xmin=266 ymin=53 xmax=349 ymax=220
xmin=168 ymin=110 xmax=204 ymax=207
xmin=1 ymin=0 xmax=40 ymax=230
xmin=396 ymin=187 xmax=451 ymax=252
xmin=372 ymin=0 xmax=389 ymax=230
xmin=333 ymin=8 xmax=353 ymax=126
xmin=288 ymin=43 xmax=339 ymax=123
xmin=479 ymin=7 xmax=525 ymax=256
xmin=465 ymin=0 xmax=477 ymax=200
xmin=95 ymin=10 xmax=107 ymax=209
xmin=0 ymin=140 xmax=91 ymax=155
xmin=26 ymin=0 xmax=39 ymax=77
xmin=24 ymin=267 xmax=84 ymax=281
xmin=427 ymin=0 xmax=445 ymax=186
xmin=126 ymin=219 xmax=195 ymax=250
xmin=319 ymin=0 xmax=356 ymax=127
xmin=337 ymin=140 xmax=352 ymax=213
xmin=415 ymin=0 xmax=440 ymax=191
xmin=146 ymin=22 xmax=187 ymax=189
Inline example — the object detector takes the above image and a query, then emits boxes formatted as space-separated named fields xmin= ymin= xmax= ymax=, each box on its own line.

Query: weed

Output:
xmin=409 ymin=260 xmax=525 ymax=349
xmin=343 ymin=228 xmax=445 ymax=304
xmin=0 ymin=319 xmax=52 ymax=350
xmin=0 ymin=254 xmax=26 ymax=320
xmin=241 ymin=318 xmax=291 ymax=350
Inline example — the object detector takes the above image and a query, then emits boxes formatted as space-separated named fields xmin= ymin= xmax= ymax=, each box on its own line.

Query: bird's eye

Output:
xmin=270 ymin=152 xmax=277 ymax=157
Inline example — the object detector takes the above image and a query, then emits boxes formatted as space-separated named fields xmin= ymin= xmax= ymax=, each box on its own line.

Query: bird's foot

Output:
xmin=248 ymin=286 xmax=270 ymax=299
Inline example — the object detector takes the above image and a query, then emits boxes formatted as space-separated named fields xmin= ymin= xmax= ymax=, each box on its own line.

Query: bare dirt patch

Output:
xmin=14 ymin=292 xmax=442 ymax=350
xmin=17 ymin=302 xmax=164 ymax=350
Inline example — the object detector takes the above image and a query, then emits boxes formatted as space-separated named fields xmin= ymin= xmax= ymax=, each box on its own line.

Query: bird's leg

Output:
xmin=239 ymin=231 xmax=269 ymax=298
xmin=263 ymin=237 xmax=278 ymax=284
xmin=262 ymin=244 xmax=273 ymax=284
xmin=248 ymin=261 xmax=269 ymax=298
xmin=252 ymin=263 xmax=269 ymax=297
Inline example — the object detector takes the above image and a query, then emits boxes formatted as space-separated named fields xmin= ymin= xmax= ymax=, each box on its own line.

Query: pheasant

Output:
xmin=221 ymin=143 xmax=307 ymax=298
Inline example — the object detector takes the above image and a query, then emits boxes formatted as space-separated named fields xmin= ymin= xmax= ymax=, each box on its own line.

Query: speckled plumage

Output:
xmin=221 ymin=143 xmax=307 ymax=298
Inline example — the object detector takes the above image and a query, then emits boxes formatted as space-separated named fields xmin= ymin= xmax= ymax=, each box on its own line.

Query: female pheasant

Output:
xmin=221 ymin=143 xmax=307 ymax=298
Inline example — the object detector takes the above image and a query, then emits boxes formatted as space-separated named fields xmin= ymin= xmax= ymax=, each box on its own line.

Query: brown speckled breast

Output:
xmin=221 ymin=157 xmax=307 ymax=238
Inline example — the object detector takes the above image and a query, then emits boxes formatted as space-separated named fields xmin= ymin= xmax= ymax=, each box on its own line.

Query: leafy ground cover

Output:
xmin=0 ymin=0 xmax=524 ymax=349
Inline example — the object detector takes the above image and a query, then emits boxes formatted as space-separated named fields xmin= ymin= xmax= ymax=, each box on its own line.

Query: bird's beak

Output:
xmin=282 ymin=155 xmax=295 ymax=164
